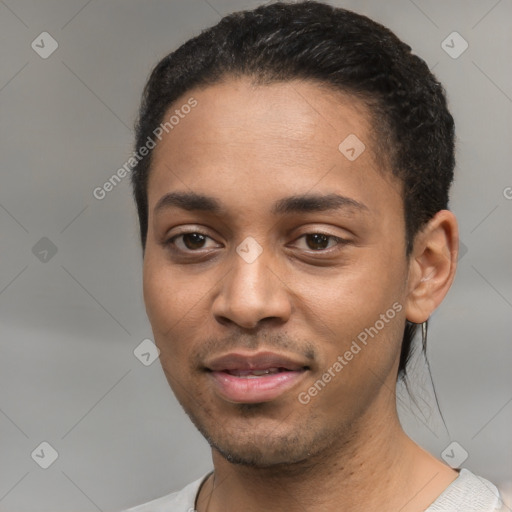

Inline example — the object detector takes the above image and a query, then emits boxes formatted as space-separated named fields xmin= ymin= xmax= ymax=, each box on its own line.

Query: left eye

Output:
xmin=294 ymin=233 xmax=346 ymax=251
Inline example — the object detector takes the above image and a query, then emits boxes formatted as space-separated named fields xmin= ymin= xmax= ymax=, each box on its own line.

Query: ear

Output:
xmin=405 ymin=210 xmax=459 ymax=323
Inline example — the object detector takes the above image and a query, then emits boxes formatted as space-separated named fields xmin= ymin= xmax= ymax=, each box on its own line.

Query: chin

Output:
xmin=189 ymin=408 xmax=331 ymax=469
xmin=212 ymin=437 xmax=312 ymax=468
xmin=177 ymin=387 xmax=349 ymax=469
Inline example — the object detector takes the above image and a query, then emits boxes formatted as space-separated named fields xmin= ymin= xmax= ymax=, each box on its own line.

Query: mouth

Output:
xmin=204 ymin=351 xmax=310 ymax=404
xmin=222 ymin=367 xmax=299 ymax=378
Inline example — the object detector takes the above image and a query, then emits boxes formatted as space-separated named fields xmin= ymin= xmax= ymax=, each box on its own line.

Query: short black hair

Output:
xmin=130 ymin=0 xmax=456 ymax=381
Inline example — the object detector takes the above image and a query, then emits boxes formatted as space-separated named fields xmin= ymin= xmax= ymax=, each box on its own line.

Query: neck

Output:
xmin=196 ymin=397 xmax=458 ymax=512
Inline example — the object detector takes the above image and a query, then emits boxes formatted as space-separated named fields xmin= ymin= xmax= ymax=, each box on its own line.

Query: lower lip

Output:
xmin=208 ymin=370 xmax=307 ymax=403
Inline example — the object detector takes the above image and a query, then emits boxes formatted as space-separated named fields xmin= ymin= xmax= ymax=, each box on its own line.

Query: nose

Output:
xmin=211 ymin=241 xmax=292 ymax=329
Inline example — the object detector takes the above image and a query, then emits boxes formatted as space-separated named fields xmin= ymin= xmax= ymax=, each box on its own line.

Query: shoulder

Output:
xmin=120 ymin=472 xmax=212 ymax=512
xmin=426 ymin=468 xmax=505 ymax=511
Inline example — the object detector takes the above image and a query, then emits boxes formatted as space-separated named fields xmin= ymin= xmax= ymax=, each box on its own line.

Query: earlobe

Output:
xmin=405 ymin=210 xmax=459 ymax=323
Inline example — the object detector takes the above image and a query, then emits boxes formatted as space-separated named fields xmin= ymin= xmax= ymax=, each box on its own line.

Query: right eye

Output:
xmin=164 ymin=231 xmax=221 ymax=253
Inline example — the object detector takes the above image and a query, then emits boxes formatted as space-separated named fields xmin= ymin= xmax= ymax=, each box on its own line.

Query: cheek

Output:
xmin=142 ymin=255 xmax=212 ymax=358
xmin=143 ymin=257 xmax=168 ymax=332
xmin=297 ymin=257 xmax=404 ymax=327
xmin=143 ymin=256 xmax=185 ymax=345
xmin=301 ymin=289 xmax=405 ymax=414
xmin=291 ymin=253 xmax=407 ymax=388
xmin=142 ymin=269 xmax=192 ymax=392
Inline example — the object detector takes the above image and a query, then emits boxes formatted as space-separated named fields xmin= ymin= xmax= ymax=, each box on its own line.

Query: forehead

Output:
xmin=151 ymin=78 xmax=374 ymax=168
xmin=147 ymin=77 xmax=399 ymax=219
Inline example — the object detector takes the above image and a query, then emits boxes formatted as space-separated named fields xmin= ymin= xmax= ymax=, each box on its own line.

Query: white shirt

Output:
xmin=121 ymin=468 xmax=505 ymax=511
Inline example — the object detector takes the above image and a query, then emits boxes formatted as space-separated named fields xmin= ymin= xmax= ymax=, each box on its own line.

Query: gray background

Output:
xmin=1 ymin=0 xmax=511 ymax=510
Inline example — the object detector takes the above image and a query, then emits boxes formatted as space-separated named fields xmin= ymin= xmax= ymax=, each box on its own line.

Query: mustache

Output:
xmin=190 ymin=331 xmax=317 ymax=369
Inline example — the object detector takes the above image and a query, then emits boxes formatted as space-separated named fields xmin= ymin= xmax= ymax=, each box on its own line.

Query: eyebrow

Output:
xmin=154 ymin=191 xmax=370 ymax=216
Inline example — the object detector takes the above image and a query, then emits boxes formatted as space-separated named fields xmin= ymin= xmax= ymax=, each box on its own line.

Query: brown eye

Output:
xmin=296 ymin=233 xmax=347 ymax=252
xmin=305 ymin=233 xmax=331 ymax=250
xmin=181 ymin=233 xmax=207 ymax=250
xmin=165 ymin=232 xmax=219 ymax=252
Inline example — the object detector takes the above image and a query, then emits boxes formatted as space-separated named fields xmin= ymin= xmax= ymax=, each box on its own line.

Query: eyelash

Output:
xmin=164 ymin=231 xmax=350 ymax=255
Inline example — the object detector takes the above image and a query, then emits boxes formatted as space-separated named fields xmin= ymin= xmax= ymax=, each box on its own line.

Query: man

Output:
xmin=124 ymin=1 xmax=504 ymax=510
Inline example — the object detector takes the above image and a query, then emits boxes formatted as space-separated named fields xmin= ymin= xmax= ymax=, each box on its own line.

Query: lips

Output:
xmin=205 ymin=351 xmax=307 ymax=372
xmin=204 ymin=351 xmax=310 ymax=404
xmin=224 ymin=367 xmax=291 ymax=377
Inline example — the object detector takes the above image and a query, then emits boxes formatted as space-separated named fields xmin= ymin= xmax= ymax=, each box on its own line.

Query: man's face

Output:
xmin=143 ymin=78 xmax=411 ymax=467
